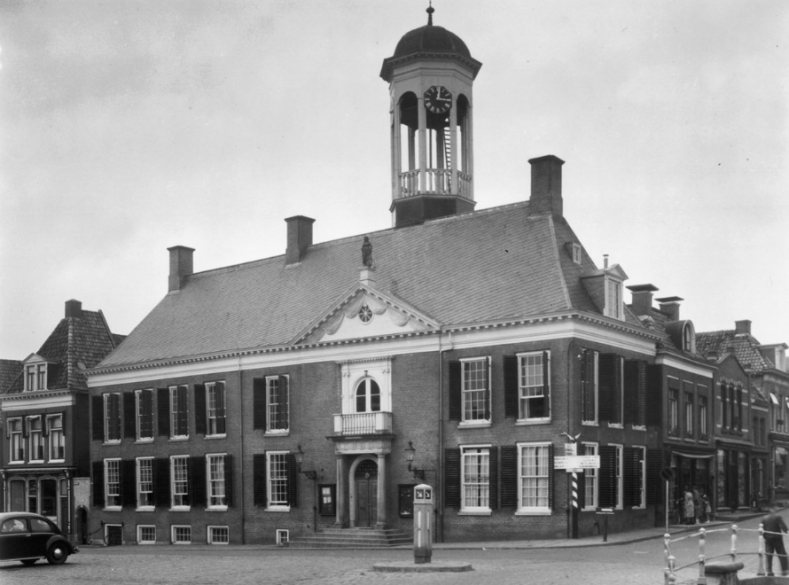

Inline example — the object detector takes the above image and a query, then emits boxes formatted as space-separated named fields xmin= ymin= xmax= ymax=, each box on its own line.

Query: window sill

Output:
xmin=103 ymin=440 xmax=121 ymax=446
xmin=458 ymin=509 xmax=491 ymax=516
xmin=170 ymin=506 xmax=191 ymax=512
xmin=104 ymin=506 xmax=122 ymax=512
xmin=207 ymin=506 xmax=228 ymax=512
xmin=515 ymin=419 xmax=551 ymax=426
xmin=169 ymin=437 xmax=189 ymax=442
xmin=458 ymin=421 xmax=491 ymax=429
xmin=135 ymin=438 xmax=154 ymax=444
xmin=136 ymin=506 xmax=155 ymax=512
xmin=265 ymin=430 xmax=290 ymax=436
xmin=631 ymin=425 xmax=646 ymax=432
xmin=582 ymin=421 xmax=599 ymax=427
xmin=9 ymin=461 xmax=25 ymax=465
xmin=266 ymin=506 xmax=291 ymax=513
xmin=607 ymin=423 xmax=624 ymax=429
xmin=205 ymin=434 xmax=227 ymax=440
xmin=29 ymin=459 xmax=44 ymax=464
xmin=48 ymin=459 xmax=66 ymax=464
xmin=515 ymin=509 xmax=552 ymax=516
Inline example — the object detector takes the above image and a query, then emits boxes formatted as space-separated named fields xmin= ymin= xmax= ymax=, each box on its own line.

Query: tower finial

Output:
xmin=426 ymin=1 xmax=434 ymax=26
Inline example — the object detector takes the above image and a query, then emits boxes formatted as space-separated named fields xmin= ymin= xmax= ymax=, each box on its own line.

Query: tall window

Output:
xmin=582 ymin=443 xmax=598 ymax=509
xmin=461 ymin=446 xmax=490 ymax=511
xmin=267 ymin=376 xmax=290 ymax=431
xmin=736 ymin=387 xmax=743 ymax=431
xmin=207 ymin=382 xmax=226 ymax=436
xmin=136 ymin=389 xmax=154 ymax=440
xmin=104 ymin=393 xmax=121 ymax=442
xmin=137 ymin=458 xmax=154 ymax=508
xmin=699 ymin=396 xmax=708 ymax=439
xmin=668 ymin=389 xmax=679 ymax=435
xmin=519 ymin=443 xmax=551 ymax=511
xmin=24 ymin=363 xmax=47 ymax=391
xmin=354 ymin=377 xmax=380 ymax=414
xmin=519 ymin=351 xmax=550 ymax=420
xmin=267 ymin=452 xmax=289 ymax=509
xmin=170 ymin=385 xmax=189 ymax=438
xmin=105 ymin=459 xmax=121 ymax=508
xmin=461 ymin=358 xmax=490 ymax=423
xmin=171 ymin=456 xmax=190 ymax=508
xmin=684 ymin=392 xmax=694 ymax=437
xmin=207 ymin=454 xmax=227 ymax=508
xmin=9 ymin=418 xmax=24 ymax=462
xmin=582 ymin=350 xmax=598 ymax=424
xmin=47 ymin=414 xmax=65 ymax=460
xmin=27 ymin=416 xmax=43 ymax=461
xmin=611 ymin=444 xmax=623 ymax=509
xmin=605 ymin=278 xmax=623 ymax=320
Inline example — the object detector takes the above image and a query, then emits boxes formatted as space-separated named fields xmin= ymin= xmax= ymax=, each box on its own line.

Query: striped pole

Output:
xmin=571 ymin=471 xmax=579 ymax=509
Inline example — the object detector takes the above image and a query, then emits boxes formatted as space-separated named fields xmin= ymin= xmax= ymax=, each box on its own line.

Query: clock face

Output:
xmin=424 ymin=85 xmax=452 ymax=114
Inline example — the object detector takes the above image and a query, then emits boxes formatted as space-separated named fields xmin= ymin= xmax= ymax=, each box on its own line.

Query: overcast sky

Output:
xmin=1 ymin=0 xmax=787 ymax=361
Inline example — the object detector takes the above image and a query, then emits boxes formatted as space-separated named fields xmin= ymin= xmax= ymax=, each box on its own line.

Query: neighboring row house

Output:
xmin=0 ymin=300 xmax=123 ymax=544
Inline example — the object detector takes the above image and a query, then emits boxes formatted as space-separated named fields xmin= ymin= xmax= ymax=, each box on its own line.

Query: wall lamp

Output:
xmin=294 ymin=445 xmax=318 ymax=481
xmin=404 ymin=441 xmax=425 ymax=481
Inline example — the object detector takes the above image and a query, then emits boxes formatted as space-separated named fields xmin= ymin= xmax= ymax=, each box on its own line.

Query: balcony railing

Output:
xmin=397 ymin=169 xmax=472 ymax=198
xmin=333 ymin=412 xmax=393 ymax=436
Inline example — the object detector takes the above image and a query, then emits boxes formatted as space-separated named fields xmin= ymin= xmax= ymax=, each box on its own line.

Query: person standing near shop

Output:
xmin=763 ymin=507 xmax=789 ymax=576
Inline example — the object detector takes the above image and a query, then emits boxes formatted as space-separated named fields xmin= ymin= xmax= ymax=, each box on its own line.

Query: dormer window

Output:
xmin=24 ymin=362 xmax=48 ymax=391
xmin=605 ymin=277 xmax=624 ymax=320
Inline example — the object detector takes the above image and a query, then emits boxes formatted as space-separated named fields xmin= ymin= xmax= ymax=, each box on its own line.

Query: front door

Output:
xmin=354 ymin=459 xmax=378 ymax=527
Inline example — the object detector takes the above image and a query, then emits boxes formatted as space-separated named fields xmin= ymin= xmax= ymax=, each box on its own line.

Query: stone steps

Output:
xmin=290 ymin=527 xmax=413 ymax=548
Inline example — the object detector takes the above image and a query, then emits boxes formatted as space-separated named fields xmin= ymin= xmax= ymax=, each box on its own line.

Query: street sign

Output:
xmin=554 ymin=455 xmax=600 ymax=470
xmin=660 ymin=467 xmax=674 ymax=482
xmin=564 ymin=443 xmax=577 ymax=457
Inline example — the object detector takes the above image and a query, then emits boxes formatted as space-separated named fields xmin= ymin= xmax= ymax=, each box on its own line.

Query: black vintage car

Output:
xmin=0 ymin=512 xmax=78 ymax=565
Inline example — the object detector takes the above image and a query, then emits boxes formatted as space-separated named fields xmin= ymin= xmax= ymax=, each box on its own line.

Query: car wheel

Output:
xmin=46 ymin=543 xmax=69 ymax=565
xmin=21 ymin=559 xmax=38 ymax=566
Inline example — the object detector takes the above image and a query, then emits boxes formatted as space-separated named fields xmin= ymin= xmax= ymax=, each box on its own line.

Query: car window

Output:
xmin=30 ymin=518 xmax=53 ymax=532
xmin=1 ymin=518 xmax=28 ymax=533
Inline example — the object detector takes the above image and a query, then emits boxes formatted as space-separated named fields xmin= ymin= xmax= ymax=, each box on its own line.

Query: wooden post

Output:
xmin=697 ymin=527 xmax=707 ymax=585
xmin=730 ymin=524 xmax=738 ymax=562
xmin=758 ymin=523 xmax=766 ymax=576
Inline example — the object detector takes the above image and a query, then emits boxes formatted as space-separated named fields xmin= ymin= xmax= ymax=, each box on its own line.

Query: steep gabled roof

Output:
xmin=100 ymin=201 xmax=649 ymax=369
xmin=0 ymin=359 xmax=22 ymax=394
xmin=696 ymin=329 xmax=775 ymax=374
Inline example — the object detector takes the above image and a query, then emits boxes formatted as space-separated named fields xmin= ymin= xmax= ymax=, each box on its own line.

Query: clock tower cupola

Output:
xmin=381 ymin=4 xmax=482 ymax=228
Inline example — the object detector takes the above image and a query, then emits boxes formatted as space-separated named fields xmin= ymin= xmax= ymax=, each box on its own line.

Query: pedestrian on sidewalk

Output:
xmin=763 ymin=507 xmax=789 ymax=577
xmin=683 ymin=486 xmax=695 ymax=525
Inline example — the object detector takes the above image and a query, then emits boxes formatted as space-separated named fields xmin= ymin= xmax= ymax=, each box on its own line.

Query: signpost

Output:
xmin=661 ymin=467 xmax=675 ymax=531
xmin=559 ymin=432 xmax=598 ymax=539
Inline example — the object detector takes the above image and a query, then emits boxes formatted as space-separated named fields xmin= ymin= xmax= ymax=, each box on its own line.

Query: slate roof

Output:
xmin=5 ymin=309 xmax=121 ymax=394
xmin=696 ymin=329 xmax=775 ymax=374
xmin=0 ymin=359 xmax=22 ymax=394
xmin=98 ymin=201 xmax=651 ymax=369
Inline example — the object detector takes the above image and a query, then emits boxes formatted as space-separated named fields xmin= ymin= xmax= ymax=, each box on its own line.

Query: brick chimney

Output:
xmin=528 ymin=155 xmax=564 ymax=219
xmin=735 ymin=320 xmax=751 ymax=335
xmin=285 ymin=216 xmax=315 ymax=266
xmin=656 ymin=296 xmax=683 ymax=321
xmin=168 ymin=246 xmax=195 ymax=293
xmin=65 ymin=299 xmax=83 ymax=319
xmin=627 ymin=284 xmax=658 ymax=316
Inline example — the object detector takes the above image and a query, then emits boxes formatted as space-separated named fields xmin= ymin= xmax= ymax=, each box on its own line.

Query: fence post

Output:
xmin=758 ymin=523 xmax=766 ymax=576
xmin=730 ymin=524 xmax=738 ymax=563
xmin=665 ymin=533 xmax=676 ymax=585
xmin=697 ymin=527 xmax=707 ymax=585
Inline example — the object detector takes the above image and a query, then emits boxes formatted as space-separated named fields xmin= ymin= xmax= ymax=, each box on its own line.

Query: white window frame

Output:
xmin=137 ymin=525 xmax=156 ymax=544
xmin=8 ymin=417 xmax=24 ymax=463
xmin=206 ymin=381 xmax=227 ymax=437
xmin=137 ymin=457 xmax=154 ymax=510
xmin=103 ymin=392 xmax=121 ymax=444
xmin=699 ymin=393 xmax=708 ymax=439
xmin=105 ymin=458 xmax=121 ymax=510
xmin=135 ymin=388 xmax=154 ymax=442
xmin=605 ymin=277 xmax=624 ymax=320
xmin=27 ymin=416 xmax=44 ymax=462
xmin=460 ymin=357 xmax=491 ymax=426
xmin=207 ymin=453 xmax=227 ymax=510
xmin=354 ymin=376 xmax=381 ymax=414
xmin=668 ymin=386 xmax=679 ymax=435
xmin=207 ymin=525 xmax=229 ymax=545
xmin=47 ymin=414 xmax=65 ymax=461
xmin=266 ymin=376 xmax=289 ymax=433
xmin=633 ymin=445 xmax=646 ymax=509
xmin=340 ymin=358 xmax=393 ymax=415
xmin=571 ymin=243 xmax=582 ymax=264
xmin=612 ymin=444 xmax=624 ymax=510
xmin=171 ymin=455 xmax=190 ymax=510
xmin=518 ymin=351 xmax=551 ymax=423
xmin=516 ymin=442 xmax=552 ymax=515
xmin=684 ymin=391 xmax=694 ymax=437
xmin=460 ymin=445 xmax=491 ymax=514
xmin=24 ymin=362 xmax=47 ymax=392
xmin=171 ymin=525 xmax=191 ymax=545
xmin=169 ymin=385 xmax=189 ymax=439
xmin=582 ymin=442 xmax=598 ymax=510
xmin=267 ymin=451 xmax=290 ymax=511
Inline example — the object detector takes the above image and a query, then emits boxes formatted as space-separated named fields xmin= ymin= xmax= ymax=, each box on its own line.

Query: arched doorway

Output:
xmin=354 ymin=459 xmax=378 ymax=527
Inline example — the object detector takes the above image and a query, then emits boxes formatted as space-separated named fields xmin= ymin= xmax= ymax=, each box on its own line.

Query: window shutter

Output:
xmin=598 ymin=354 xmax=617 ymax=423
xmin=646 ymin=449 xmax=663 ymax=506
xmin=598 ymin=445 xmax=617 ymax=508
xmin=224 ymin=455 xmax=233 ymax=507
xmin=22 ymin=416 xmax=28 ymax=438
xmin=122 ymin=459 xmax=136 ymax=507
xmin=253 ymin=379 xmax=267 ymax=431
xmin=581 ymin=350 xmax=596 ymax=421
xmin=216 ymin=384 xmax=226 ymax=435
xmin=253 ymin=454 xmax=267 ymax=507
xmin=500 ymin=445 xmax=518 ymax=507
xmin=155 ymin=458 xmax=170 ymax=508
xmin=286 ymin=453 xmax=298 ymax=508
xmin=645 ymin=365 xmax=663 ymax=427
xmin=448 ymin=361 xmax=462 ymax=421
xmin=279 ymin=376 xmax=289 ymax=430
xmin=485 ymin=358 xmax=492 ymax=420
xmin=123 ymin=392 xmax=136 ymax=439
xmin=92 ymin=460 xmax=105 ymax=507
xmin=61 ymin=411 xmax=67 ymax=437
xmin=542 ymin=351 xmax=551 ymax=417
xmin=624 ymin=360 xmax=644 ymax=426
xmin=194 ymin=384 xmax=206 ymax=435
xmin=92 ymin=395 xmax=103 ymax=441
xmin=623 ymin=447 xmax=640 ymax=507
xmin=42 ymin=414 xmax=49 ymax=437
xmin=191 ymin=456 xmax=206 ymax=508
xmin=503 ymin=355 xmax=519 ymax=418
xmin=489 ymin=446 xmax=499 ymax=510
xmin=157 ymin=388 xmax=170 ymax=437
xmin=444 ymin=448 xmax=461 ymax=508
xmin=548 ymin=444 xmax=555 ymax=510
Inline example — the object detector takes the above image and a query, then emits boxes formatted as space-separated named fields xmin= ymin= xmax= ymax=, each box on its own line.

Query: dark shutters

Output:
xmin=92 ymin=395 xmax=104 ymax=441
xmin=504 ymin=355 xmax=519 ymax=418
xmin=175 ymin=386 xmax=188 ymax=436
xmin=278 ymin=376 xmax=289 ymax=430
xmin=624 ymin=360 xmax=646 ymax=426
xmin=123 ymin=392 xmax=136 ymax=439
xmin=253 ymin=454 xmax=267 ymax=507
xmin=92 ymin=460 xmax=105 ymax=507
xmin=194 ymin=384 xmax=207 ymax=435
xmin=577 ymin=470 xmax=586 ymax=509
xmin=191 ymin=456 xmax=206 ymax=508
xmin=286 ymin=453 xmax=298 ymax=508
xmin=61 ymin=411 xmax=66 ymax=437
xmin=623 ymin=447 xmax=641 ymax=507
xmin=598 ymin=445 xmax=617 ymax=508
xmin=448 ymin=361 xmax=462 ymax=421
xmin=253 ymin=379 xmax=267 ymax=431
xmin=488 ymin=446 xmax=499 ymax=510
xmin=444 ymin=448 xmax=461 ymax=508
xmin=500 ymin=445 xmax=518 ymax=507
xmin=155 ymin=458 xmax=170 ymax=508
xmin=216 ymin=383 xmax=226 ymax=435
xmin=157 ymin=388 xmax=170 ymax=437
xmin=548 ymin=444 xmax=555 ymax=510
xmin=646 ymin=449 xmax=663 ymax=506
xmin=122 ymin=459 xmax=136 ymax=507
xmin=224 ymin=454 xmax=233 ymax=507
xmin=581 ymin=350 xmax=596 ymax=421
xmin=599 ymin=354 xmax=620 ymax=424
xmin=542 ymin=351 xmax=551 ymax=417
xmin=645 ymin=365 xmax=663 ymax=427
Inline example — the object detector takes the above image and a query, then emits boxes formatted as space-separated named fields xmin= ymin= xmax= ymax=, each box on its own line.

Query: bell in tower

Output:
xmin=380 ymin=4 xmax=482 ymax=228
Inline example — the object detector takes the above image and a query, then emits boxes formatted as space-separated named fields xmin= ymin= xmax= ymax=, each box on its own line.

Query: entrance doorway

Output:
xmin=354 ymin=459 xmax=378 ymax=527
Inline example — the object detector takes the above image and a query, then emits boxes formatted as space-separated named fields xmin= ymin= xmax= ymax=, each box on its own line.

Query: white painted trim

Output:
xmin=656 ymin=354 xmax=715 ymax=378
xmin=1 ymin=394 xmax=74 ymax=410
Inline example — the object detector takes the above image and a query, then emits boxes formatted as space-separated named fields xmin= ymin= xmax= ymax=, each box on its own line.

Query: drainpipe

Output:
xmin=437 ymin=330 xmax=454 ymax=543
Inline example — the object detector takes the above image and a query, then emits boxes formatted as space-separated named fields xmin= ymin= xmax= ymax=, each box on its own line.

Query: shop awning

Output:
xmin=673 ymin=450 xmax=714 ymax=459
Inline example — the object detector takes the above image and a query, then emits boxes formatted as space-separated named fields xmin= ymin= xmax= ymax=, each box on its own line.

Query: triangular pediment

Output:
xmin=23 ymin=353 xmax=55 ymax=365
xmin=292 ymin=285 xmax=440 ymax=345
